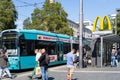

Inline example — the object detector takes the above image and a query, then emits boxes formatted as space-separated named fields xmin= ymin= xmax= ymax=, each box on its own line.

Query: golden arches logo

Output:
xmin=92 ymin=16 xmax=112 ymax=32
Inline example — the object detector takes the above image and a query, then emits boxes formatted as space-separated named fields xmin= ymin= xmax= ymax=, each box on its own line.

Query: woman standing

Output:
xmin=30 ymin=49 xmax=41 ymax=78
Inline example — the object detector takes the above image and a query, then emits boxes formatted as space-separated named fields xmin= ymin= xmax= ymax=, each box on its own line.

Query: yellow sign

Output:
xmin=92 ymin=16 xmax=112 ymax=32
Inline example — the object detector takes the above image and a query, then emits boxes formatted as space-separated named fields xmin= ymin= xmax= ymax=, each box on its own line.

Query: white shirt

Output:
xmin=36 ymin=53 xmax=41 ymax=61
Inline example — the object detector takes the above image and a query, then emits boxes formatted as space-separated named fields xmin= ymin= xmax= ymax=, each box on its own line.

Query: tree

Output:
xmin=117 ymin=14 xmax=120 ymax=36
xmin=24 ymin=0 xmax=73 ymax=36
xmin=0 ymin=0 xmax=18 ymax=31
xmin=110 ymin=16 xmax=115 ymax=34
xmin=23 ymin=17 xmax=31 ymax=29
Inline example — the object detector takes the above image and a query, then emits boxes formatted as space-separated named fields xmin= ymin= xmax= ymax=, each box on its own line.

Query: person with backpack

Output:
xmin=0 ymin=49 xmax=14 ymax=79
xmin=38 ymin=48 xmax=49 ymax=80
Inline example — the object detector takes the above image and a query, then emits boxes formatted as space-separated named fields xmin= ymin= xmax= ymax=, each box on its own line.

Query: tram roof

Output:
xmin=1 ymin=29 xmax=70 ymax=39
xmin=103 ymin=34 xmax=120 ymax=42
xmin=20 ymin=29 xmax=70 ymax=39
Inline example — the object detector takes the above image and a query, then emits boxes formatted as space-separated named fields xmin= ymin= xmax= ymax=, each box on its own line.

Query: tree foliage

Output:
xmin=0 ymin=0 xmax=18 ymax=31
xmin=23 ymin=17 xmax=31 ymax=29
xmin=117 ymin=14 xmax=120 ymax=36
xmin=23 ymin=0 xmax=73 ymax=36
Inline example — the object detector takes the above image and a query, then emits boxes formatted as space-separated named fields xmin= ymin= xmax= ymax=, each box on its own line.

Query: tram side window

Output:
xmin=20 ymin=40 xmax=35 ymax=56
xmin=20 ymin=39 xmax=27 ymax=56
xmin=26 ymin=40 xmax=35 ymax=56
xmin=47 ymin=46 xmax=56 ymax=55
xmin=35 ymin=41 xmax=56 ymax=55
xmin=63 ymin=43 xmax=71 ymax=54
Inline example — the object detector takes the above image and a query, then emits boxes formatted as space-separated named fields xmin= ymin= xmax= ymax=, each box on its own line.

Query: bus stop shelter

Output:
xmin=100 ymin=34 xmax=120 ymax=67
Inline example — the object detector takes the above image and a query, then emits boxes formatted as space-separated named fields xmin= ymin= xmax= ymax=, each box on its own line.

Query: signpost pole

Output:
xmin=79 ymin=0 xmax=83 ymax=68
xmin=100 ymin=37 xmax=103 ymax=67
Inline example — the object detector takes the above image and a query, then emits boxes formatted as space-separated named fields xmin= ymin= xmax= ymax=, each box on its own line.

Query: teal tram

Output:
xmin=0 ymin=29 xmax=80 ymax=70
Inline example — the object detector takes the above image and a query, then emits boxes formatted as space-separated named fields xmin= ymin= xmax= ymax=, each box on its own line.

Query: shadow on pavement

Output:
xmin=2 ymin=73 xmax=17 ymax=79
xmin=48 ymin=77 xmax=55 ymax=80
xmin=27 ymin=76 xmax=55 ymax=80
xmin=73 ymin=78 xmax=79 ymax=80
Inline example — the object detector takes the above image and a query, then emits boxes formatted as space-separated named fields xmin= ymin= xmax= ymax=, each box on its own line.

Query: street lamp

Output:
xmin=79 ymin=0 xmax=83 ymax=68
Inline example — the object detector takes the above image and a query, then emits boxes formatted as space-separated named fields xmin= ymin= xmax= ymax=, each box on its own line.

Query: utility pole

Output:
xmin=79 ymin=0 xmax=83 ymax=68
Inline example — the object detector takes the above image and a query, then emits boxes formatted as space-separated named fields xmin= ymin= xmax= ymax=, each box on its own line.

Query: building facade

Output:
xmin=68 ymin=19 xmax=79 ymax=37
xmin=68 ymin=19 xmax=92 ymax=38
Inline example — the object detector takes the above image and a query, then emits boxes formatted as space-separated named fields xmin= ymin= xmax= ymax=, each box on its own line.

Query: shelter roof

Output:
xmin=103 ymin=34 xmax=120 ymax=42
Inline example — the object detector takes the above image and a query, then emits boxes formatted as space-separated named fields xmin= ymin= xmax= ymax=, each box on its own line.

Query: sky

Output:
xmin=12 ymin=0 xmax=120 ymax=29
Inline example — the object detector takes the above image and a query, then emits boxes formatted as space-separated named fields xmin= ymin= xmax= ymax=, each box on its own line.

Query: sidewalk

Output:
xmin=50 ymin=64 xmax=120 ymax=71
xmin=76 ymin=66 xmax=120 ymax=71
xmin=50 ymin=62 xmax=120 ymax=80
xmin=48 ymin=65 xmax=120 ymax=80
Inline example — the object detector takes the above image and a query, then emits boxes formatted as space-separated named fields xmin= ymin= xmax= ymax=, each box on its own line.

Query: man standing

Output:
xmin=38 ymin=48 xmax=49 ymax=80
xmin=66 ymin=49 xmax=76 ymax=80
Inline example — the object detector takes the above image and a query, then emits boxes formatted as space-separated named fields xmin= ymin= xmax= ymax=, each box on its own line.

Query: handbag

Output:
xmin=35 ymin=66 xmax=41 ymax=75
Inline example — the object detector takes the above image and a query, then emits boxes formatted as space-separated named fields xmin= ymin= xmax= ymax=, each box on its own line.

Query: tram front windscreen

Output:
xmin=1 ymin=31 xmax=18 ymax=56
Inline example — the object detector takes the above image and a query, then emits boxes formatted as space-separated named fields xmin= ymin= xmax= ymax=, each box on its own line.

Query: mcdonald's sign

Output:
xmin=92 ymin=16 xmax=112 ymax=32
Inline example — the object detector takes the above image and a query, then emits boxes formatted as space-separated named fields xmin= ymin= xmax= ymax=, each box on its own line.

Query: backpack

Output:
xmin=75 ymin=55 xmax=79 ymax=62
xmin=45 ymin=54 xmax=50 ymax=65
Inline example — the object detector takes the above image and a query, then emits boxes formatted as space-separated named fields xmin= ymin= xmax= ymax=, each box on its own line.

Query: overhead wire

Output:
xmin=14 ymin=0 xmax=44 ymax=8
xmin=14 ymin=0 xmax=44 ymax=20
xmin=14 ymin=0 xmax=33 ymax=5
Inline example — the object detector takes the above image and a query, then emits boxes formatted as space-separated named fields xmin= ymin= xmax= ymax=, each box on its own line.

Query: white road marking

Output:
xmin=49 ymin=65 xmax=120 ymax=74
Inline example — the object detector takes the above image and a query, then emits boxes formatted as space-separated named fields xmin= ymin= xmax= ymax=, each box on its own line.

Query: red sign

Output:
xmin=37 ymin=35 xmax=70 ymax=43
xmin=37 ymin=35 xmax=57 ymax=41
xmin=49 ymin=55 xmax=57 ymax=62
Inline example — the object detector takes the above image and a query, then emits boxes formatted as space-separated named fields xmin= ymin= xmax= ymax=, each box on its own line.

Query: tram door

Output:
xmin=57 ymin=42 xmax=63 ymax=61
